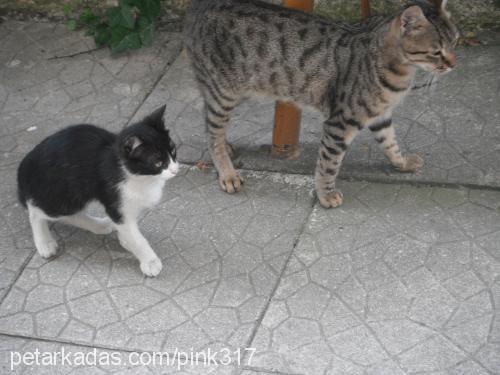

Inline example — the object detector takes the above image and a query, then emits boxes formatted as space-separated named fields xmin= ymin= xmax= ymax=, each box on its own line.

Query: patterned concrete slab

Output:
xmin=249 ymin=182 xmax=500 ymax=375
xmin=0 ymin=167 xmax=314 ymax=358
xmin=134 ymin=43 xmax=500 ymax=188
xmin=0 ymin=334 xmax=236 ymax=374
xmin=0 ymin=20 xmax=182 ymax=301
xmin=2 ymin=18 xmax=500 ymax=375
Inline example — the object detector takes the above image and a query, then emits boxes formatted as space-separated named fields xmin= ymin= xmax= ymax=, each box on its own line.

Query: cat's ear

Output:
xmin=147 ymin=105 xmax=167 ymax=131
xmin=400 ymin=6 xmax=427 ymax=33
xmin=124 ymin=136 xmax=142 ymax=156
xmin=432 ymin=0 xmax=448 ymax=11
xmin=431 ymin=0 xmax=450 ymax=17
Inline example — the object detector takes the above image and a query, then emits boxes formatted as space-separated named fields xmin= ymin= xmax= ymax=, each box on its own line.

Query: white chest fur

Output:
xmin=119 ymin=173 xmax=166 ymax=218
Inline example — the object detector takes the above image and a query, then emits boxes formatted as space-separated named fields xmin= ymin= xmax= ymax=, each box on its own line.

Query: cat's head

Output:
xmin=395 ymin=0 xmax=459 ymax=73
xmin=118 ymin=105 xmax=179 ymax=180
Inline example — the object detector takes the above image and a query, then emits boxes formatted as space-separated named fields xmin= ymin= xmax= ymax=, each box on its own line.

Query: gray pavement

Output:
xmin=0 ymin=20 xmax=500 ymax=375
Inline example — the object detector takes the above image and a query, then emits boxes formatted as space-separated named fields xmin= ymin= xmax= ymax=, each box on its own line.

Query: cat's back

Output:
xmin=22 ymin=124 xmax=115 ymax=163
xmin=17 ymin=124 xmax=118 ymax=210
xmin=185 ymin=0 xmax=325 ymax=43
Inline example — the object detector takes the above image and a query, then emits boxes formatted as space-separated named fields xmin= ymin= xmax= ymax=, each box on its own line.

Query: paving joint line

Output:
xmin=179 ymin=161 xmax=500 ymax=193
xmin=124 ymin=37 xmax=184 ymax=128
xmin=47 ymin=46 xmax=104 ymax=60
xmin=239 ymin=192 xmax=317 ymax=370
xmin=0 ymin=249 xmax=35 ymax=306
xmin=0 ymin=331 xmax=238 ymax=360
xmin=0 ymin=332 xmax=140 ymax=354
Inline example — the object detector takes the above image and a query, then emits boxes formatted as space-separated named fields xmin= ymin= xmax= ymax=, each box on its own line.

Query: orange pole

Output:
xmin=283 ymin=0 xmax=314 ymax=12
xmin=271 ymin=0 xmax=314 ymax=159
xmin=361 ymin=0 xmax=371 ymax=20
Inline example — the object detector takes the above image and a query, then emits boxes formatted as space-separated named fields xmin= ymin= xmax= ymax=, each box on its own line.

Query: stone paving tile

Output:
xmin=0 ymin=167 xmax=314 ymax=358
xmin=0 ymin=20 xmax=182 ymax=301
xmin=249 ymin=182 xmax=500 ymax=375
xmin=0 ymin=334 xmax=237 ymax=374
xmin=134 ymin=44 xmax=500 ymax=188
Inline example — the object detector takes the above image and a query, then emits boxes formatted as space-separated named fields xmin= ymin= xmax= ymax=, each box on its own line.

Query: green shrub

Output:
xmin=69 ymin=0 xmax=161 ymax=54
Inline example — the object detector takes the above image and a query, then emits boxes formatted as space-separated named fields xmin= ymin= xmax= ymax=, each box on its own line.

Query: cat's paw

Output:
xmin=92 ymin=217 xmax=114 ymax=235
xmin=140 ymin=257 xmax=163 ymax=277
xmin=36 ymin=240 xmax=58 ymax=258
xmin=318 ymin=190 xmax=344 ymax=209
xmin=399 ymin=154 xmax=424 ymax=172
xmin=219 ymin=172 xmax=244 ymax=194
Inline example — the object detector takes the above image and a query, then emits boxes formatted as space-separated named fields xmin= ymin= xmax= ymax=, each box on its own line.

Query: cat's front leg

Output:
xmin=315 ymin=119 xmax=360 ymax=208
xmin=369 ymin=119 xmax=424 ymax=172
xmin=115 ymin=221 xmax=162 ymax=277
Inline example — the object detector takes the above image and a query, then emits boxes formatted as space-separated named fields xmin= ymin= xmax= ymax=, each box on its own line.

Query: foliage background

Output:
xmin=1 ymin=0 xmax=499 ymax=34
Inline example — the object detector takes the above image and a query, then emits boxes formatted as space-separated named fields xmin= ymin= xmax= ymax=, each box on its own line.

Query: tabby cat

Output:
xmin=184 ymin=0 xmax=458 ymax=208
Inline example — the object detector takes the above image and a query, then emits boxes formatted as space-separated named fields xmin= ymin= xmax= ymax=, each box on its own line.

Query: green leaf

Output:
xmin=138 ymin=18 xmax=154 ymax=46
xmin=119 ymin=0 xmax=136 ymax=7
xmin=138 ymin=0 xmax=161 ymax=19
xmin=111 ymin=32 xmax=142 ymax=54
xmin=110 ymin=25 xmax=129 ymax=45
xmin=63 ymin=4 xmax=73 ymax=16
xmin=120 ymin=4 xmax=136 ymax=29
xmin=80 ymin=9 xmax=99 ymax=26
xmin=67 ymin=19 xmax=77 ymax=31
xmin=107 ymin=7 xmax=123 ymax=28
xmin=94 ymin=25 xmax=112 ymax=46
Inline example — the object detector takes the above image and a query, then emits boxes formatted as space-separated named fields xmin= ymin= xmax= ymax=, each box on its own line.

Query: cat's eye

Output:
xmin=155 ymin=161 xmax=163 ymax=168
xmin=431 ymin=50 xmax=442 ymax=57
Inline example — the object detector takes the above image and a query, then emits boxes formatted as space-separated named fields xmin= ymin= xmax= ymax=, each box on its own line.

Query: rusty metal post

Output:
xmin=282 ymin=0 xmax=314 ymax=12
xmin=361 ymin=0 xmax=371 ymax=20
xmin=271 ymin=0 xmax=314 ymax=159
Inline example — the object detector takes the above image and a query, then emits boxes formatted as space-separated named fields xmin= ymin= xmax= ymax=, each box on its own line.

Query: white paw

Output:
xmin=92 ymin=217 xmax=114 ymax=235
xmin=36 ymin=240 xmax=58 ymax=258
xmin=140 ymin=257 xmax=163 ymax=277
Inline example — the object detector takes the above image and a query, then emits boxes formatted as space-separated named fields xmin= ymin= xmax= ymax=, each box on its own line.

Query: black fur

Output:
xmin=17 ymin=105 xmax=176 ymax=224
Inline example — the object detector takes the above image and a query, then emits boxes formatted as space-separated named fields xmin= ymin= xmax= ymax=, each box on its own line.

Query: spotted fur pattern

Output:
xmin=184 ymin=0 xmax=459 ymax=207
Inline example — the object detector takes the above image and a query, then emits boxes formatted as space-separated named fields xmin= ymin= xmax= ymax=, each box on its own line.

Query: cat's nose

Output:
xmin=445 ymin=51 xmax=457 ymax=69
xmin=170 ymin=162 xmax=179 ymax=175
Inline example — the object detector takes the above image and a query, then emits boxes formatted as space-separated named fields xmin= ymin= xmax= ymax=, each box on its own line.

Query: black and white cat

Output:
xmin=17 ymin=105 xmax=178 ymax=277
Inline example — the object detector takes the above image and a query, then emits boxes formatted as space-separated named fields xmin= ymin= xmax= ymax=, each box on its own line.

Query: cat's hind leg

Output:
xmin=197 ymin=79 xmax=243 ymax=194
xmin=27 ymin=203 xmax=58 ymax=258
xmin=370 ymin=119 xmax=424 ymax=172
xmin=315 ymin=118 xmax=360 ymax=208
xmin=60 ymin=213 xmax=114 ymax=235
